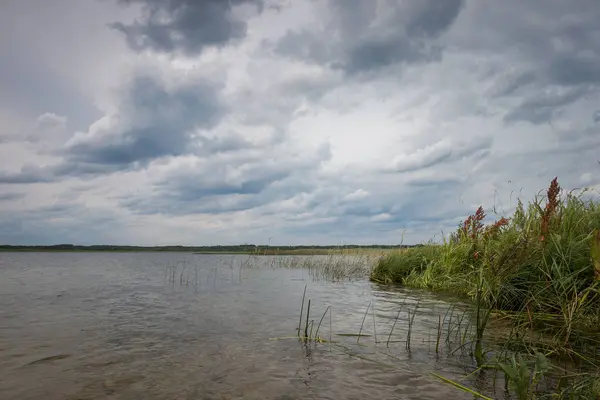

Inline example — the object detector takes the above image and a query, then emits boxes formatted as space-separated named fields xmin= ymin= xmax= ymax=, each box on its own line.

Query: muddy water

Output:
xmin=0 ymin=252 xmax=487 ymax=400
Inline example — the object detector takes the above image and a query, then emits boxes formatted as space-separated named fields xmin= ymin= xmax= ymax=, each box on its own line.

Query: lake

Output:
xmin=0 ymin=252 xmax=486 ymax=399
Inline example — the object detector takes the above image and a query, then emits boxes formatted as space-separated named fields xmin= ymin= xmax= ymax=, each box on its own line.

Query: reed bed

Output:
xmin=242 ymin=251 xmax=378 ymax=281
xmin=164 ymin=257 xmax=244 ymax=286
xmin=251 ymin=247 xmax=399 ymax=256
xmin=163 ymin=251 xmax=378 ymax=287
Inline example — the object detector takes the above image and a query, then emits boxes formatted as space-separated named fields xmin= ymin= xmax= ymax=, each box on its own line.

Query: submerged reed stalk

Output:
xmin=372 ymin=301 xmax=377 ymax=344
xmin=298 ymin=285 xmax=307 ymax=337
xmin=406 ymin=310 xmax=412 ymax=350
xmin=357 ymin=301 xmax=372 ymax=344
xmin=329 ymin=306 xmax=332 ymax=347
xmin=304 ymin=299 xmax=311 ymax=339
xmin=436 ymin=314 xmax=442 ymax=354
xmin=387 ymin=307 xmax=403 ymax=347
xmin=315 ymin=305 xmax=331 ymax=340
xmin=406 ymin=305 xmax=418 ymax=351
xmin=408 ymin=301 xmax=419 ymax=350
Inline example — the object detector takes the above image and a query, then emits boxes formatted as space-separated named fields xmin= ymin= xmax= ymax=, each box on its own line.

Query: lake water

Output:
xmin=0 ymin=252 xmax=489 ymax=399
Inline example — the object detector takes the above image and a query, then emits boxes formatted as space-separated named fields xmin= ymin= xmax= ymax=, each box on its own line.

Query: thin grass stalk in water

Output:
xmin=441 ymin=305 xmax=452 ymax=331
xmin=298 ymin=285 xmax=307 ymax=337
xmin=406 ymin=310 xmax=412 ymax=350
xmin=314 ymin=305 xmax=331 ymax=340
xmin=329 ymin=306 xmax=332 ymax=350
xmin=462 ymin=319 xmax=471 ymax=347
xmin=454 ymin=312 xmax=465 ymax=343
xmin=446 ymin=306 xmax=455 ymax=344
xmin=372 ymin=301 xmax=377 ymax=344
xmin=387 ymin=307 xmax=403 ymax=347
xmin=436 ymin=314 xmax=442 ymax=354
xmin=304 ymin=299 xmax=311 ymax=339
xmin=357 ymin=300 xmax=372 ymax=344
xmin=406 ymin=302 xmax=419 ymax=350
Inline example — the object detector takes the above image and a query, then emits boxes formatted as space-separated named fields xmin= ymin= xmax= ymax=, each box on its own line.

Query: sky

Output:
xmin=1 ymin=0 xmax=599 ymax=246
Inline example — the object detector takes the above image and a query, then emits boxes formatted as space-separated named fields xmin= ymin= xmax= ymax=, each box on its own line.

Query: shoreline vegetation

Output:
xmin=0 ymin=244 xmax=413 ymax=255
xmin=371 ymin=177 xmax=600 ymax=398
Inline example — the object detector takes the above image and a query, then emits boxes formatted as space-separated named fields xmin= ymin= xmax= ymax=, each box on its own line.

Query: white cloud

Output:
xmin=392 ymin=140 xmax=453 ymax=172
xmin=344 ymin=189 xmax=369 ymax=201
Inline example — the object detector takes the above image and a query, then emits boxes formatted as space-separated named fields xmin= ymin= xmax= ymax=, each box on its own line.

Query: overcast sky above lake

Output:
xmin=1 ymin=0 xmax=599 ymax=246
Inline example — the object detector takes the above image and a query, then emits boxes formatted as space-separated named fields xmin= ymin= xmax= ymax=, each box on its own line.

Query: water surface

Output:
xmin=0 ymin=252 xmax=485 ymax=399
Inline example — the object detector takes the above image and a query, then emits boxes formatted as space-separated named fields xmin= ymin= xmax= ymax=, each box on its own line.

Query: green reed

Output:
xmin=372 ymin=178 xmax=600 ymax=398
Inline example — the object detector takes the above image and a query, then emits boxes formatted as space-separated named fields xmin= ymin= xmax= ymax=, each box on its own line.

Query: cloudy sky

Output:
xmin=1 ymin=0 xmax=599 ymax=246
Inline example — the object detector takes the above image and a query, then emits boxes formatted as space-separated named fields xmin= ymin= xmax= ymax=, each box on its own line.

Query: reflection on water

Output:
xmin=1 ymin=252 xmax=488 ymax=399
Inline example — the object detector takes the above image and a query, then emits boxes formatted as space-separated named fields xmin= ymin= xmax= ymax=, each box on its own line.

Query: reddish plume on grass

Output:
xmin=540 ymin=177 xmax=561 ymax=242
xmin=461 ymin=206 xmax=486 ymax=240
xmin=484 ymin=217 xmax=510 ymax=240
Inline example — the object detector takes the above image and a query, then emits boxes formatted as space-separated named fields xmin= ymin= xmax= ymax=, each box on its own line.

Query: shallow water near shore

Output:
xmin=1 ymin=252 xmax=491 ymax=400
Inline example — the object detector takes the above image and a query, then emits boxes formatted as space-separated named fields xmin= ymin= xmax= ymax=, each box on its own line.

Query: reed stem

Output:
xmin=357 ymin=300 xmax=372 ymax=344
xmin=298 ymin=285 xmax=307 ymax=337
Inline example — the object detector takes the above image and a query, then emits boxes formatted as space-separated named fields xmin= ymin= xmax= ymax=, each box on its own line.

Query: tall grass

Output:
xmin=372 ymin=179 xmax=600 ymax=353
xmin=371 ymin=178 xmax=600 ymax=397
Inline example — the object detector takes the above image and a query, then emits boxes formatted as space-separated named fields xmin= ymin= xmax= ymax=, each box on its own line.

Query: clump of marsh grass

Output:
xmin=372 ymin=177 xmax=600 ymax=397
xmin=372 ymin=178 xmax=600 ymax=357
xmin=371 ymin=245 xmax=441 ymax=284
xmin=295 ymin=285 xmax=333 ymax=344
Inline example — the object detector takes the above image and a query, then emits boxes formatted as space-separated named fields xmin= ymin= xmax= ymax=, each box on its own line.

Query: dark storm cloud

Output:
xmin=0 ymin=192 xmax=24 ymax=201
xmin=274 ymin=0 xmax=464 ymax=74
xmin=121 ymin=173 xmax=316 ymax=216
xmin=1 ymin=74 xmax=229 ymax=183
xmin=464 ymin=0 xmax=600 ymax=124
xmin=111 ymin=0 xmax=264 ymax=55
xmin=158 ymin=165 xmax=290 ymax=200
xmin=0 ymin=203 xmax=122 ymax=245
xmin=62 ymin=75 xmax=225 ymax=170
xmin=0 ymin=166 xmax=54 ymax=184
xmin=121 ymin=144 xmax=331 ymax=215
xmin=193 ymin=132 xmax=256 ymax=156
xmin=503 ymin=87 xmax=589 ymax=125
xmin=122 ymin=193 xmax=265 ymax=215
xmin=489 ymin=72 xmax=536 ymax=98
xmin=403 ymin=0 xmax=466 ymax=39
xmin=122 ymin=173 xmax=303 ymax=215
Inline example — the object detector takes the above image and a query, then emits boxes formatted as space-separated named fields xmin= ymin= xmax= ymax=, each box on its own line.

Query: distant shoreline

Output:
xmin=0 ymin=244 xmax=417 ymax=255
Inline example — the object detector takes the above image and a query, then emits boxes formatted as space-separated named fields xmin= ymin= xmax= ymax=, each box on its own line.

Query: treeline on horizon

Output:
xmin=0 ymin=244 xmax=418 ymax=253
